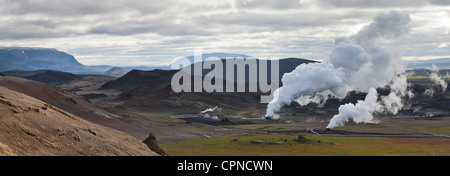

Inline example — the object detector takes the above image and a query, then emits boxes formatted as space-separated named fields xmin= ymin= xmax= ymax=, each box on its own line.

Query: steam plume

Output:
xmin=326 ymin=74 xmax=414 ymax=128
xmin=327 ymin=88 xmax=381 ymax=128
xmin=266 ymin=63 xmax=347 ymax=117
xmin=429 ymin=64 xmax=448 ymax=92
xmin=423 ymin=64 xmax=448 ymax=97
xmin=265 ymin=11 xmax=413 ymax=128
xmin=200 ymin=106 xmax=221 ymax=114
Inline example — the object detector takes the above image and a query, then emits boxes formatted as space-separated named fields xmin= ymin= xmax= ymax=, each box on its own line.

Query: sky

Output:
xmin=0 ymin=0 xmax=449 ymax=66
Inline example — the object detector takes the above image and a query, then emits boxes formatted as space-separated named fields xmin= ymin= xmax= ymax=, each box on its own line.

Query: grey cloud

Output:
xmin=0 ymin=28 xmax=71 ymax=40
xmin=87 ymin=17 xmax=217 ymax=36
xmin=428 ymin=0 xmax=450 ymax=5
xmin=26 ymin=20 xmax=59 ymax=28
xmin=0 ymin=0 xmax=449 ymax=66
xmin=2 ymin=0 xmax=173 ymax=16
xmin=0 ymin=18 xmax=75 ymax=39
xmin=0 ymin=0 xmax=392 ymax=39
xmin=232 ymin=0 xmax=301 ymax=10
xmin=315 ymin=0 xmax=450 ymax=8
xmin=315 ymin=0 xmax=429 ymax=8
xmin=195 ymin=10 xmax=371 ymax=32
xmin=403 ymin=32 xmax=450 ymax=57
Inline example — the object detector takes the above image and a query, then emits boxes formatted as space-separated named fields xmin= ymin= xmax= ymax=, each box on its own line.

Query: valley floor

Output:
xmin=158 ymin=115 xmax=450 ymax=156
xmin=160 ymin=134 xmax=450 ymax=156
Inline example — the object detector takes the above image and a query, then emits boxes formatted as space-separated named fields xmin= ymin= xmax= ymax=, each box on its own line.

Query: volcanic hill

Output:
xmin=0 ymin=76 xmax=151 ymax=138
xmin=100 ymin=58 xmax=317 ymax=114
xmin=0 ymin=86 xmax=158 ymax=156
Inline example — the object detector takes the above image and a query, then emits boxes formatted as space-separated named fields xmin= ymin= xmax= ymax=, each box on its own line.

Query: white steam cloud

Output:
xmin=423 ymin=64 xmax=448 ymax=98
xmin=327 ymin=88 xmax=381 ymax=127
xmin=266 ymin=62 xmax=347 ymax=117
xmin=265 ymin=11 xmax=413 ymax=128
xmin=327 ymin=75 xmax=414 ymax=128
xmin=429 ymin=64 xmax=448 ymax=92
xmin=200 ymin=106 xmax=221 ymax=114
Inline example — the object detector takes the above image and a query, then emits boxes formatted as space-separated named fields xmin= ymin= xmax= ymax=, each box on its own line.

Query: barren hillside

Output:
xmin=0 ymin=76 xmax=150 ymax=138
xmin=0 ymin=86 xmax=158 ymax=156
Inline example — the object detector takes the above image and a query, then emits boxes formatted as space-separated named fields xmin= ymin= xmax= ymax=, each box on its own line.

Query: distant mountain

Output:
xmin=1 ymin=47 xmax=79 ymax=72
xmin=183 ymin=57 xmax=318 ymax=84
xmin=405 ymin=58 xmax=450 ymax=69
xmin=185 ymin=52 xmax=254 ymax=63
xmin=104 ymin=67 xmax=128 ymax=75
xmin=0 ymin=47 xmax=113 ymax=73
xmin=119 ymin=53 xmax=254 ymax=71
xmin=121 ymin=65 xmax=171 ymax=71
xmin=405 ymin=68 xmax=450 ymax=77
xmin=0 ymin=47 xmax=322 ymax=79
xmin=169 ymin=52 xmax=255 ymax=71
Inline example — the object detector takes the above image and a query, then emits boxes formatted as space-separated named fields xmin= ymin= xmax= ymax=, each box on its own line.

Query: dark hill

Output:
xmin=102 ymin=58 xmax=317 ymax=92
xmin=101 ymin=69 xmax=177 ymax=92
xmin=111 ymin=69 xmax=263 ymax=114
xmin=0 ymin=69 xmax=114 ymax=87
xmin=184 ymin=57 xmax=317 ymax=83
xmin=0 ymin=70 xmax=51 ymax=77
xmin=25 ymin=70 xmax=82 ymax=86
xmin=100 ymin=58 xmax=318 ymax=114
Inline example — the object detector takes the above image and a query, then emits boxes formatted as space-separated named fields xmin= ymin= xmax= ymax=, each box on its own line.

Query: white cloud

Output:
xmin=439 ymin=43 xmax=448 ymax=48
xmin=0 ymin=0 xmax=449 ymax=66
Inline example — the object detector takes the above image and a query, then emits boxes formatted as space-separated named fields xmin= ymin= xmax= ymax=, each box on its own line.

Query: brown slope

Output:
xmin=0 ymin=86 xmax=158 ymax=156
xmin=0 ymin=76 xmax=150 ymax=139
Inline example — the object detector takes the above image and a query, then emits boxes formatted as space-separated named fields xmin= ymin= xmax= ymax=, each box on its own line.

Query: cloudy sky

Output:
xmin=0 ymin=0 xmax=449 ymax=66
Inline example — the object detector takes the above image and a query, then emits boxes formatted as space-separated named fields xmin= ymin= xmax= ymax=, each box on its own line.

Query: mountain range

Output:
xmin=1 ymin=47 xmax=448 ymax=74
xmin=405 ymin=58 xmax=450 ymax=69
xmin=0 ymin=47 xmax=101 ymax=73
xmin=0 ymin=47 xmax=167 ymax=73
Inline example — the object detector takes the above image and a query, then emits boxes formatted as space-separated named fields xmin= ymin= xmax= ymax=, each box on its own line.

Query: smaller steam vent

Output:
xmin=306 ymin=128 xmax=320 ymax=135
xmin=264 ymin=116 xmax=273 ymax=120
xmin=324 ymin=128 xmax=331 ymax=134
xmin=262 ymin=114 xmax=280 ymax=121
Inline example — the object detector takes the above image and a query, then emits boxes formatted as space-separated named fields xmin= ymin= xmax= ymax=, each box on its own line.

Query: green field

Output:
xmin=160 ymin=134 xmax=450 ymax=156
xmin=407 ymin=75 xmax=450 ymax=84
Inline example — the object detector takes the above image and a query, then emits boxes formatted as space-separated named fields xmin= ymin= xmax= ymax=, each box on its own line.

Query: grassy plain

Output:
xmin=160 ymin=134 xmax=450 ymax=156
